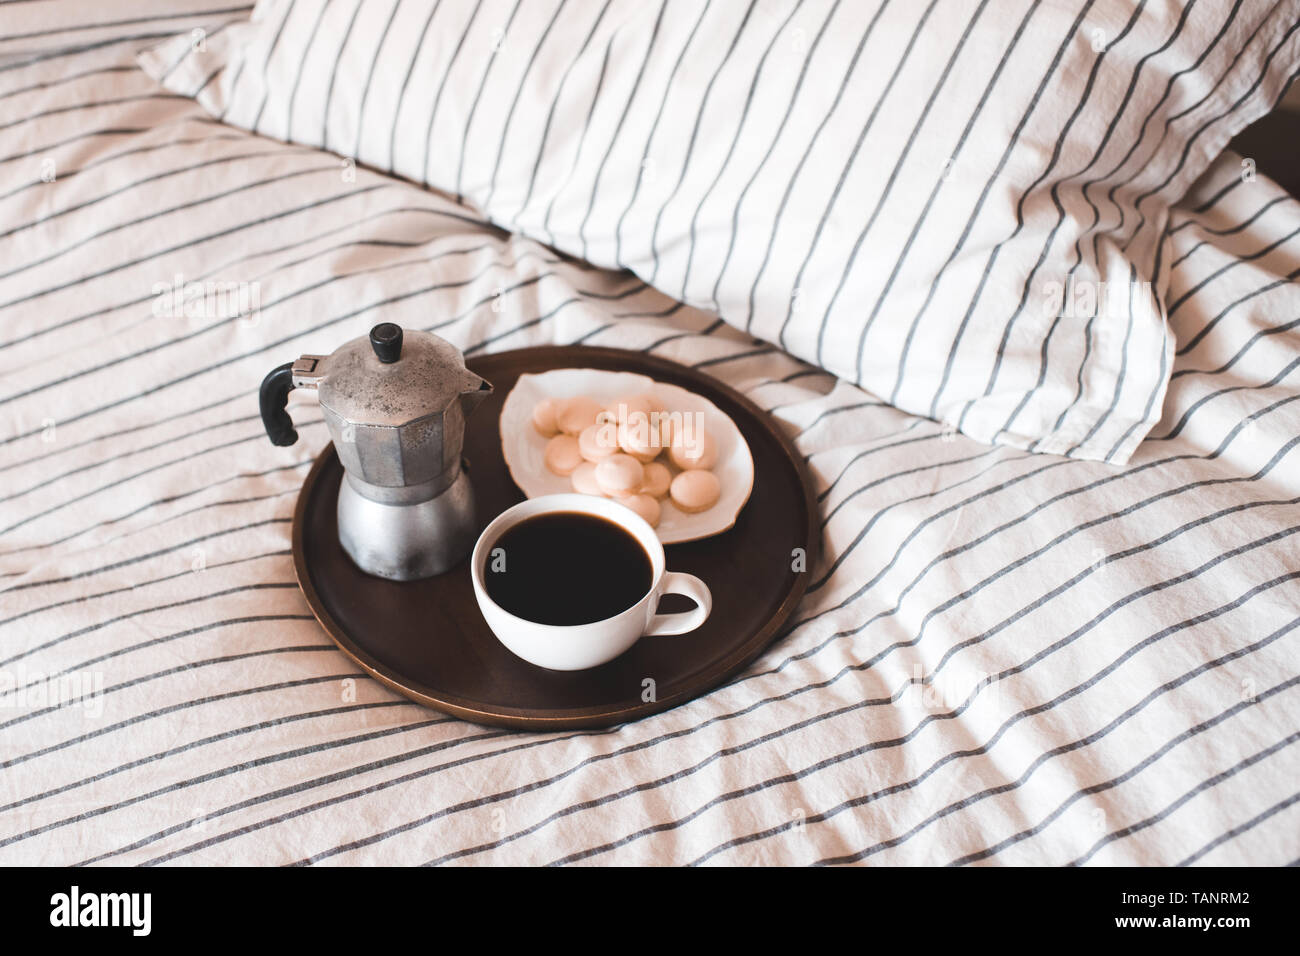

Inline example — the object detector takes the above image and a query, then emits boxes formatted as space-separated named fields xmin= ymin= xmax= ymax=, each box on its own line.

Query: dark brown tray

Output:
xmin=292 ymin=345 xmax=817 ymax=730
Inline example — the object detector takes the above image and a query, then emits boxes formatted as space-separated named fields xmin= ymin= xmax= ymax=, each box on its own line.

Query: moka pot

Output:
xmin=259 ymin=322 xmax=492 ymax=580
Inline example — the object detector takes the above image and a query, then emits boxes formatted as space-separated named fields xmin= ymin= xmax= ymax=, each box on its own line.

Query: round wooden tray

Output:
xmin=292 ymin=346 xmax=817 ymax=730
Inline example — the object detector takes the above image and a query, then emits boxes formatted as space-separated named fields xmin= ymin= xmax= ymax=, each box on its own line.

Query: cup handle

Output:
xmin=644 ymin=572 xmax=712 ymax=636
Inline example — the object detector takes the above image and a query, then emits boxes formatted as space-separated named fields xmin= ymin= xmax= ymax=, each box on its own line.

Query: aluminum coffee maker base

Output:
xmin=336 ymin=470 xmax=478 ymax=581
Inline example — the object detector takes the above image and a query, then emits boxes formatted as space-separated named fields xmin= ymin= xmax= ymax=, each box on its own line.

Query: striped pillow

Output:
xmin=139 ymin=0 xmax=1300 ymax=463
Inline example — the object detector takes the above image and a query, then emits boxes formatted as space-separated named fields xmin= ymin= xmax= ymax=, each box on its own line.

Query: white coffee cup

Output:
xmin=471 ymin=494 xmax=712 ymax=671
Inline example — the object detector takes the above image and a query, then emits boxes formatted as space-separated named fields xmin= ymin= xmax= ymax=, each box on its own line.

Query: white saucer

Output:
xmin=498 ymin=368 xmax=755 ymax=543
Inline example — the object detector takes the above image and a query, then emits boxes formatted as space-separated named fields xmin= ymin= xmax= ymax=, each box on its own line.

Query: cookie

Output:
xmin=594 ymin=453 xmax=645 ymax=497
xmin=543 ymin=434 xmax=583 ymax=476
xmin=669 ymin=424 xmax=716 ymax=471
xmin=531 ymin=398 xmax=560 ymax=437
xmin=669 ymin=469 xmax=720 ymax=513
xmin=620 ymin=493 xmax=661 ymax=528
xmin=640 ymin=461 xmax=672 ymax=498
xmin=570 ymin=460 xmax=606 ymax=496
xmin=617 ymin=419 xmax=662 ymax=462
xmin=605 ymin=394 xmax=653 ymax=425
xmin=578 ymin=421 xmax=619 ymax=461
xmin=557 ymin=396 xmax=604 ymax=436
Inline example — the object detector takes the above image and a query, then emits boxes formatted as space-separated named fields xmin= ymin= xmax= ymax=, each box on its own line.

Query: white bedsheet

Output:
xmin=0 ymin=24 xmax=1297 ymax=866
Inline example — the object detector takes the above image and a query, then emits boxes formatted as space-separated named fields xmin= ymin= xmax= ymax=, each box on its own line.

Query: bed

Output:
xmin=1 ymin=1 xmax=1297 ymax=866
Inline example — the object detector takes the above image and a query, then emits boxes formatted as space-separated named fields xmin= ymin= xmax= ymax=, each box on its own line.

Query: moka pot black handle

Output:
xmin=259 ymin=362 xmax=298 ymax=447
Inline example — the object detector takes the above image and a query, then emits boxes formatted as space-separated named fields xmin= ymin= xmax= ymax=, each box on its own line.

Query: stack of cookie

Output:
xmin=533 ymin=392 xmax=722 ymax=527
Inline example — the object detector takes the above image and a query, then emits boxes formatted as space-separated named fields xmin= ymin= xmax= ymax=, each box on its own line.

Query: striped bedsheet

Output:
xmin=1 ymin=20 xmax=1298 ymax=866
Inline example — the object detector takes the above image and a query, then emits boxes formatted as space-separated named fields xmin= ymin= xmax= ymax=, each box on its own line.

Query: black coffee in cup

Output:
xmin=484 ymin=512 xmax=653 ymax=626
